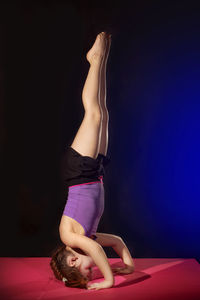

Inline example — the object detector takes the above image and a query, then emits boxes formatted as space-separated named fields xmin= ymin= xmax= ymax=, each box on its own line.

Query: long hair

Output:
xmin=50 ymin=244 xmax=89 ymax=289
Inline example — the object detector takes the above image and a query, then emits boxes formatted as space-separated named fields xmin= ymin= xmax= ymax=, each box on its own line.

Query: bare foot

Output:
xmin=86 ymin=32 xmax=108 ymax=64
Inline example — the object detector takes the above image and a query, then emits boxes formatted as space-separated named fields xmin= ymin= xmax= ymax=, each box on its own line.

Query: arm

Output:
xmin=95 ymin=233 xmax=135 ymax=273
xmin=60 ymin=232 xmax=114 ymax=288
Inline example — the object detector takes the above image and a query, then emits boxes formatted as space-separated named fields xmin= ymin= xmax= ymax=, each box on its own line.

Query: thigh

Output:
xmin=71 ymin=113 xmax=101 ymax=159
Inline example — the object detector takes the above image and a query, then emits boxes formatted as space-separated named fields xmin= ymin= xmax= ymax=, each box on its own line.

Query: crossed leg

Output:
xmin=71 ymin=32 xmax=111 ymax=159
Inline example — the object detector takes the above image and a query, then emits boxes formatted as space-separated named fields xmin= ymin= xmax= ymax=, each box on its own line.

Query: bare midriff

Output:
xmin=59 ymin=215 xmax=85 ymax=236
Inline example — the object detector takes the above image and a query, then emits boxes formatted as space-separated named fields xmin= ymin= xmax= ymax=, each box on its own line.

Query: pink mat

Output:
xmin=0 ymin=257 xmax=200 ymax=300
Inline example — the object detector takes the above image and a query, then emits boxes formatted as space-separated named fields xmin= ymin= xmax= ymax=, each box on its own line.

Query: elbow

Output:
xmin=114 ymin=235 xmax=124 ymax=247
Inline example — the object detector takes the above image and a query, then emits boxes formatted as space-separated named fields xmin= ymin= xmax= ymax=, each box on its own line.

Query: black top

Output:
xmin=62 ymin=146 xmax=111 ymax=188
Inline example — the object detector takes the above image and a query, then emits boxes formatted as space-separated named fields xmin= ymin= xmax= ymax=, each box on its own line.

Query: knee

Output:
xmin=85 ymin=106 xmax=102 ymax=123
xmin=102 ymin=108 xmax=109 ymax=122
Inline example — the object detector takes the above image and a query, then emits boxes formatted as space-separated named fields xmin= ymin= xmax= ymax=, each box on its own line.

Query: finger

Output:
xmin=88 ymin=283 xmax=99 ymax=290
xmin=87 ymin=285 xmax=94 ymax=289
xmin=114 ymin=268 xmax=122 ymax=272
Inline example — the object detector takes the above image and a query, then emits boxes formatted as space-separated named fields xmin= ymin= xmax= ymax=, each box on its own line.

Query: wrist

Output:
xmin=104 ymin=276 xmax=114 ymax=285
xmin=104 ymin=278 xmax=114 ymax=288
xmin=125 ymin=263 xmax=135 ymax=271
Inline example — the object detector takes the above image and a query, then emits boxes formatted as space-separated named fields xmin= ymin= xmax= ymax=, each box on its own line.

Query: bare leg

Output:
xmin=71 ymin=32 xmax=107 ymax=159
xmin=98 ymin=34 xmax=111 ymax=156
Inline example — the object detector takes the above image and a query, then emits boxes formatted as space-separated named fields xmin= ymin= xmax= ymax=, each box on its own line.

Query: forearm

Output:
xmin=113 ymin=238 xmax=134 ymax=270
xmin=89 ymin=244 xmax=114 ymax=283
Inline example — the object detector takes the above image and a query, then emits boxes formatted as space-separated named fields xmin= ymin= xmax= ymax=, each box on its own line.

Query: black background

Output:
xmin=1 ymin=0 xmax=200 ymax=260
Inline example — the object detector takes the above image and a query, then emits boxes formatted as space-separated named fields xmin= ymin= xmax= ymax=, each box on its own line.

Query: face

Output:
xmin=66 ymin=247 xmax=95 ymax=280
xmin=78 ymin=255 xmax=94 ymax=280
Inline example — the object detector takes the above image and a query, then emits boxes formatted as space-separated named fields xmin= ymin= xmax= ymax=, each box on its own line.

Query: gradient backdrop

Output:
xmin=1 ymin=0 xmax=200 ymax=261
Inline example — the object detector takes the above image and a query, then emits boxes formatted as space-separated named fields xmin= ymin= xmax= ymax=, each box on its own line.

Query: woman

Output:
xmin=50 ymin=32 xmax=134 ymax=290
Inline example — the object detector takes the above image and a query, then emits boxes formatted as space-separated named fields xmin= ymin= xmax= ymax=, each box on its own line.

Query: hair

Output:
xmin=50 ymin=244 xmax=89 ymax=289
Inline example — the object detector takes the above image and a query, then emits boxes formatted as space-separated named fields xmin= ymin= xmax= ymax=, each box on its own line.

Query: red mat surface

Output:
xmin=0 ymin=257 xmax=200 ymax=300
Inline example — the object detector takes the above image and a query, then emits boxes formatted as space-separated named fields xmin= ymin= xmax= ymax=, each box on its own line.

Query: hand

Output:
xmin=112 ymin=265 xmax=134 ymax=275
xmin=87 ymin=280 xmax=114 ymax=291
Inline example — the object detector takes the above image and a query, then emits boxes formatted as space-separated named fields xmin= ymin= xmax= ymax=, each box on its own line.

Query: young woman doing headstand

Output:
xmin=50 ymin=32 xmax=134 ymax=290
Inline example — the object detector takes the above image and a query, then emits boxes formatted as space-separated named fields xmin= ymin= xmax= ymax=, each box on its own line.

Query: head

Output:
xmin=50 ymin=244 xmax=94 ymax=289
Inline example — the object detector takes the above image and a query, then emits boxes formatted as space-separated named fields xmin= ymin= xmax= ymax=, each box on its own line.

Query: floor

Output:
xmin=0 ymin=257 xmax=200 ymax=300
